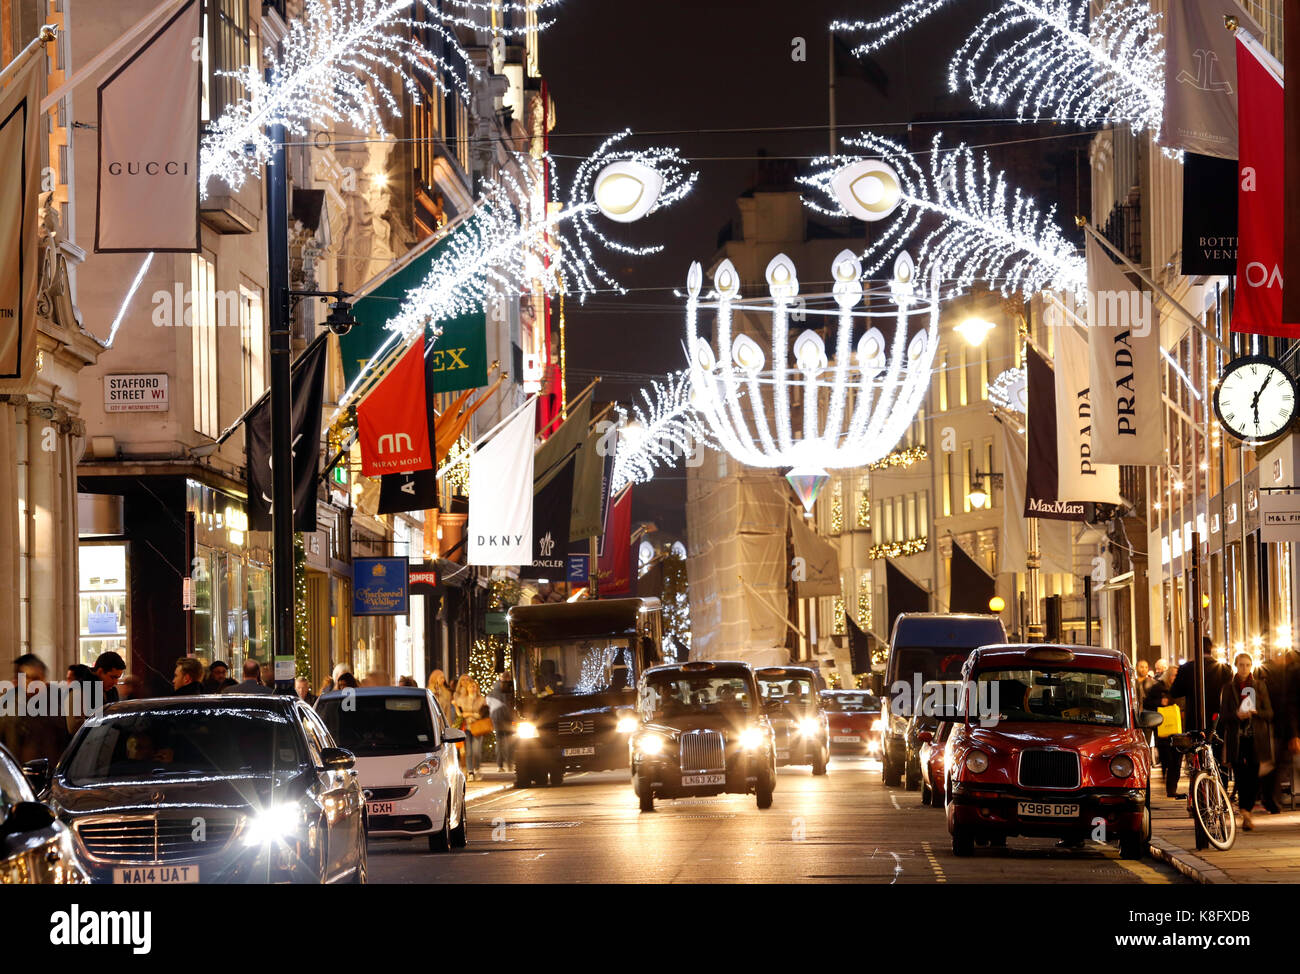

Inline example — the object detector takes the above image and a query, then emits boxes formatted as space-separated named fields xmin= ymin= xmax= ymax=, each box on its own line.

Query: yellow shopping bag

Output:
xmin=1156 ymin=703 xmax=1182 ymax=738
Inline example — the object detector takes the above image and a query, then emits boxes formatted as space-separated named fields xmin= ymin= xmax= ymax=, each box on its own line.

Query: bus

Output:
xmin=508 ymin=597 xmax=664 ymax=787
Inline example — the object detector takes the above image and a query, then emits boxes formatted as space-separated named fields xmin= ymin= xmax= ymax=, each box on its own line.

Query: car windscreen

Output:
xmin=757 ymin=675 xmax=815 ymax=713
xmin=973 ymin=667 xmax=1129 ymax=728
xmin=823 ymin=692 xmax=879 ymax=713
xmin=515 ymin=639 xmax=636 ymax=697
xmin=317 ymin=695 xmax=438 ymax=756
xmin=640 ymin=673 xmax=753 ymax=720
xmin=61 ymin=708 xmax=306 ymax=784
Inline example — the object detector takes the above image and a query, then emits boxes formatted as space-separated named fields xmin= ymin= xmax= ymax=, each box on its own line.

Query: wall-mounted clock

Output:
xmin=1213 ymin=354 xmax=1298 ymax=443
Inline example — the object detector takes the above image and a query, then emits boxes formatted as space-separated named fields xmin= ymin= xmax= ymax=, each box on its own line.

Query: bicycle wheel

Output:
xmin=1193 ymin=770 xmax=1236 ymax=851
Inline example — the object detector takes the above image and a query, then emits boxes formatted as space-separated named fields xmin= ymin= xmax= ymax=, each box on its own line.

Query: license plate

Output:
xmin=776 ymin=749 xmax=790 ymax=759
xmin=367 ymin=801 xmax=394 ymax=816
xmin=562 ymin=746 xmax=595 ymax=757
xmin=682 ymin=773 xmax=725 ymax=786
xmin=1017 ymin=801 xmax=1080 ymax=818
xmin=832 ymin=735 xmax=860 ymax=743
xmin=113 ymin=865 xmax=199 ymax=885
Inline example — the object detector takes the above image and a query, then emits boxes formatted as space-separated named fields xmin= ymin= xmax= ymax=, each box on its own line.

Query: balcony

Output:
xmin=1099 ymin=198 xmax=1141 ymax=265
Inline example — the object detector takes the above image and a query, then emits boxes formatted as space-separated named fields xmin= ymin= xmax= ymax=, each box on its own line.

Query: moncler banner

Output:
xmin=1054 ymin=324 xmax=1123 ymax=505
xmin=1158 ymin=0 xmax=1258 ymax=158
xmin=520 ymin=457 xmax=575 ymax=581
xmin=0 ymin=54 xmax=42 ymax=387
xmin=1233 ymin=33 xmax=1297 ymax=336
xmin=1182 ymin=152 xmax=1239 ymax=275
xmin=467 ymin=398 xmax=535 ymax=566
xmin=1085 ymin=237 xmax=1162 ymax=466
xmin=357 ymin=334 xmax=432 ymax=476
xmin=94 ymin=0 xmax=200 ymax=253
xmin=246 ymin=338 xmax=328 ymax=532
xmin=1024 ymin=344 xmax=1085 ymax=522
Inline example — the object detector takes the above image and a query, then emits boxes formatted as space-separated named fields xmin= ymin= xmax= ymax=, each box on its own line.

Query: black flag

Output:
xmin=520 ymin=458 xmax=575 ymax=580
xmin=845 ymin=614 xmax=872 ymax=675
xmin=246 ymin=337 xmax=328 ymax=532
xmin=949 ymin=541 xmax=996 ymax=615
xmin=1181 ymin=152 xmax=1238 ymax=275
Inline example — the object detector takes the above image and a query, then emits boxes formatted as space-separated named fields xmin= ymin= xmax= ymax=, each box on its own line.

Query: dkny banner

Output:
xmin=1024 ymin=345 xmax=1085 ymax=522
xmin=467 ymin=399 xmax=535 ymax=566
xmin=520 ymin=458 xmax=575 ymax=581
xmin=0 ymin=52 xmax=41 ymax=388
xmin=1182 ymin=152 xmax=1238 ymax=275
xmin=246 ymin=338 xmax=328 ymax=532
xmin=1054 ymin=324 xmax=1123 ymax=505
xmin=95 ymin=0 xmax=200 ymax=252
xmin=1085 ymin=237 xmax=1163 ymax=466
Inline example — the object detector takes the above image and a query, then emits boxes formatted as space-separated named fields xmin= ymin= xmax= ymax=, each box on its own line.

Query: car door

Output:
xmin=301 ymin=705 xmax=361 ymax=880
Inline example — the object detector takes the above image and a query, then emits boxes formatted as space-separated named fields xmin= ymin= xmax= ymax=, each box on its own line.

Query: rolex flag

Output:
xmin=0 ymin=51 xmax=42 ymax=389
xmin=467 ymin=399 xmax=536 ymax=566
xmin=95 ymin=0 xmax=200 ymax=252
xmin=357 ymin=335 xmax=432 ymax=477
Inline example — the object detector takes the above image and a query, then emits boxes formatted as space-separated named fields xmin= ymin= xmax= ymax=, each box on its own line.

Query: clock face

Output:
xmin=1214 ymin=355 xmax=1298 ymax=442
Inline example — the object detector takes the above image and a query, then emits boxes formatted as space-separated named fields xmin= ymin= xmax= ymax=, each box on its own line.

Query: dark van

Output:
xmin=880 ymin=613 xmax=1005 ymax=786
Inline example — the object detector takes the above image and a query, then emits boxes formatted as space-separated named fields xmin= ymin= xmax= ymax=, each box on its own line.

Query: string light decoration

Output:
xmin=989 ymin=367 xmax=1029 ymax=414
xmin=832 ymin=0 xmax=1163 ymax=132
xmin=469 ymin=636 xmax=505 ymax=691
xmin=611 ymin=371 xmax=714 ymax=494
xmin=685 ymin=250 xmax=941 ymax=499
xmin=868 ymin=445 xmax=927 ymax=470
xmin=857 ymin=569 xmax=873 ymax=630
xmin=294 ymin=532 xmax=310 ymax=679
xmin=201 ymin=0 xmax=558 ymax=192
xmin=833 ymin=596 xmax=847 ymax=636
xmin=830 ymin=480 xmax=843 ymax=534
xmin=801 ymin=133 xmax=1086 ymax=297
xmin=857 ymin=485 xmax=871 ymax=530
xmin=869 ymin=536 xmax=929 ymax=559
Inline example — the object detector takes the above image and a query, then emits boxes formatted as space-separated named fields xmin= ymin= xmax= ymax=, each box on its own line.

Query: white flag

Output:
xmin=468 ymin=400 xmax=536 ymax=566
xmin=1085 ymin=237 xmax=1163 ymax=465
xmin=1054 ymin=323 xmax=1123 ymax=505
xmin=95 ymin=0 xmax=200 ymax=252
xmin=0 ymin=52 xmax=43 ymax=389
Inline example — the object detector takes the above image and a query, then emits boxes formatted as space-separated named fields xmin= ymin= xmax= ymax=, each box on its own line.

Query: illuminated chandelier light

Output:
xmin=800 ymin=133 xmax=1086 ymax=297
xmin=832 ymin=0 xmax=1163 ymax=131
xmin=611 ymin=371 xmax=714 ymax=494
xmin=201 ymin=0 xmax=558 ymax=193
xmin=686 ymin=249 xmax=941 ymax=481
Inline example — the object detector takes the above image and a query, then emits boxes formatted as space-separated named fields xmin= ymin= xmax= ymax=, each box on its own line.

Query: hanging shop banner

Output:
xmin=1085 ymin=237 xmax=1163 ymax=466
xmin=1024 ymin=345 xmax=1085 ymax=522
xmin=0 ymin=53 xmax=43 ymax=388
xmin=95 ymin=0 xmax=200 ymax=252
xmin=949 ymin=542 xmax=995 ymax=615
xmin=1181 ymin=152 xmax=1239 ymax=275
xmin=595 ymin=486 xmax=633 ymax=596
xmin=520 ymin=458 xmax=575 ymax=580
xmin=1000 ymin=421 xmax=1029 ymax=574
xmin=246 ymin=338 xmax=328 ymax=532
xmin=1053 ymin=324 xmax=1123 ymax=505
xmin=467 ymin=399 xmax=536 ymax=566
xmin=1233 ymin=34 xmax=1297 ymax=337
xmin=566 ymin=553 xmax=589 ymax=584
xmin=844 ymin=614 xmax=872 ymax=675
xmin=1158 ymin=0 xmax=1258 ymax=159
xmin=1287 ymin=0 xmax=1300 ymax=323
xmin=358 ymin=334 xmax=432 ymax=476
xmin=352 ymin=557 xmax=409 ymax=616
xmin=788 ymin=506 xmax=841 ymax=599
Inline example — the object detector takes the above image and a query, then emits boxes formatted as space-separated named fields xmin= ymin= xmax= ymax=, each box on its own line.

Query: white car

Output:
xmin=316 ymin=686 xmax=468 ymax=853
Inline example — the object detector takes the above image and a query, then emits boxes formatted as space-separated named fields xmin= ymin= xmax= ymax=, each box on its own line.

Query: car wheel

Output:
xmin=904 ymin=762 xmax=921 ymax=791
xmin=883 ymin=752 xmax=902 ymax=787
xmin=350 ymin=828 xmax=368 ymax=883
xmin=951 ymin=826 xmax=974 ymax=857
xmin=812 ymin=747 xmax=828 ymax=776
xmin=549 ymin=768 xmax=564 ymax=787
xmin=637 ymin=773 xmax=655 ymax=812
xmin=427 ymin=797 xmax=451 ymax=853
xmin=920 ymin=780 xmax=932 ymax=805
xmin=514 ymin=767 xmax=531 ymax=788
xmin=450 ymin=799 xmax=468 ymax=848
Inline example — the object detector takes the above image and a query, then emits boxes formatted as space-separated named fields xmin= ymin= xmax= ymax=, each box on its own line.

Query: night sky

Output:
xmin=539 ymin=0 xmax=1076 ymax=538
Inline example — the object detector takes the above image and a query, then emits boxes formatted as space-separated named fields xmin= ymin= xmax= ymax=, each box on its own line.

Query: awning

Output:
xmin=948 ymin=541 xmax=995 ymax=614
xmin=788 ymin=507 xmax=840 ymax=598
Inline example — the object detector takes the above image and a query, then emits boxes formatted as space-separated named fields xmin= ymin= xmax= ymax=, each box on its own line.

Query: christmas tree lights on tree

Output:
xmin=833 ymin=0 xmax=1163 ymax=131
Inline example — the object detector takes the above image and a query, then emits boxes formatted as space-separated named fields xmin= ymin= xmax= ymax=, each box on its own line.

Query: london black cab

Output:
xmin=755 ymin=665 xmax=830 ymax=774
xmin=630 ymin=661 xmax=777 ymax=812
xmin=945 ymin=643 xmax=1162 ymax=859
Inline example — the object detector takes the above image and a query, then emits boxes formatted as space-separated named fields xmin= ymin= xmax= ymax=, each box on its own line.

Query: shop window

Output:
xmin=191 ymin=252 xmax=219 ymax=438
xmin=79 ymin=544 xmax=128 ymax=667
xmin=239 ymin=284 xmax=264 ymax=413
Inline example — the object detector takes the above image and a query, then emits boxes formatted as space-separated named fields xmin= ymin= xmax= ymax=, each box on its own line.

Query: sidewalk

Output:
xmin=1147 ymin=769 xmax=1300 ymax=884
xmin=465 ymin=769 xmax=515 ymax=805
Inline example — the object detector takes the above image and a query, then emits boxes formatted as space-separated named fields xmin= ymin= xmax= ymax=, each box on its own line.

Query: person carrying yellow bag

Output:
xmin=1144 ymin=670 xmax=1183 ymax=799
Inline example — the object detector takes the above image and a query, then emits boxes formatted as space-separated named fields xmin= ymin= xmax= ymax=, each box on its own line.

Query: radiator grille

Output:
xmin=75 ymin=815 xmax=238 ymax=864
xmin=679 ymin=729 xmax=725 ymax=773
xmin=1017 ymin=749 xmax=1081 ymax=789
xmin=557 ymin=719 xmax=595 ymax=736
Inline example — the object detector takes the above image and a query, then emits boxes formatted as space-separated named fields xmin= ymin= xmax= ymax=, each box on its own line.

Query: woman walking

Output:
xmin=427 ymin=669 xmax=454 ymax=726
xmin=1216 ymin=652 xmax=1274 ymax=831
xmin=1144 ymin=667 xmax=1182 ymax=799
xmin=453 ymin=674 xmax=488 ymax=780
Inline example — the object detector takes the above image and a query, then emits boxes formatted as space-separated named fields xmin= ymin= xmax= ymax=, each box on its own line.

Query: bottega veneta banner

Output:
xmin=95 ymin=0 xmax=200 ymax=253
xmin=1182 ymin=152 xmax=1238 ymax=275
xmin=467 ymin=399 xmax=536 ymax=566
xmin=0 ymin=52 xmax=42 ymax=387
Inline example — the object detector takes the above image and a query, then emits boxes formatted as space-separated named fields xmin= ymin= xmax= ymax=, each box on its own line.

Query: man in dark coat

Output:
xmin=172 ymin=657 xmax=205 ymax=696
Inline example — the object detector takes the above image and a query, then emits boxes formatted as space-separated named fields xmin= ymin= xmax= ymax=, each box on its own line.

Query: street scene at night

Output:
xmin=0 ymin=0 xmax=1298 ymax=955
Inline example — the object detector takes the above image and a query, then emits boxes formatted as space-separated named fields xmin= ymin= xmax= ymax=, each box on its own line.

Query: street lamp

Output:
xmin=954 ymin=316 xmax=996 ymax=347
xmin=967 ymin=469 xmax=1003 ymax=510
xmin=988 ymin=595 xmax=1006 ymax=613
xmin=593 ymin=160 xmax=665 ymax=223
xmin=829 ymin=158 xmax=904 ymax=222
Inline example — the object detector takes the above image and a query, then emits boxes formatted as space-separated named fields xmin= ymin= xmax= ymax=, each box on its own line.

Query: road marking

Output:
xmin=1106 ymin=849 xmax=1173 ymax=884
xmin=921 ymin=841 xmax=946 ymax=883
xmin=890 ymin=793 xmax=900 ymax=811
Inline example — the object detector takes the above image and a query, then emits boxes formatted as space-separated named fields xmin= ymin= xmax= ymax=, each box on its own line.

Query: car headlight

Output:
xmin=638 ymin=735 xmax=665 ymax=756
xmin=243 ymin=804 xmax=303 ymax=847
xmin=738 ymin=727 xmax=764 ymax=750
xmin=404 ymin=757 xmax=441 ymax=779
xmin=1109 ymin=754 xmax=1135 ymax=779
xmin=798 ymin=718 xmax=821 ymax=738
xmin=517 ymin=721 xmax=539 ymax=739
xmin=871 ymin=718 xmax=885 ymax=733
xmin=965 ymin=751 xmax=990 ymax=774
xmin=616 ymin=716 xmax=638 ymax=734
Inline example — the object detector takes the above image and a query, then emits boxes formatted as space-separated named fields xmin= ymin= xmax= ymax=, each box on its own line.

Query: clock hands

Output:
xmin=1251 ymin=373 xmax=1272 ymax=429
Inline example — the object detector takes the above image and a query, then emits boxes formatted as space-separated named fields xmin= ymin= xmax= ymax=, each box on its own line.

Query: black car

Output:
xmin=47 ymin=695 xmax=368 ymax=884
xmin=755 ymin=666 xmax=829 ymax=774
xmin=0 ymin=743 xmax=85 ymax=884
xmin=631 ymin=661 xmax=776 ymax=812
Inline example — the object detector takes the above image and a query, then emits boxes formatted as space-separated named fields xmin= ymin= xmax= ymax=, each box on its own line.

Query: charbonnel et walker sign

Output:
xmin=352 ymin=558 xmax=409 ymax=616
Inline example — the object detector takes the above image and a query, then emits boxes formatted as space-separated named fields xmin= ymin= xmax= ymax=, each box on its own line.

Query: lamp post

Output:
xmin=967 ymin=469 xmax=1004 ymax=511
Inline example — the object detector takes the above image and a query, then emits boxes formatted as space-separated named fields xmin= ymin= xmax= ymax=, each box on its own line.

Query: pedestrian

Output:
xmin=1257 ymin=648 xmax=1294 ymax=813
xmin=1144 ymin=668 xmax=1182 ymax=799
xmin=261 ymin=660 xmax=277 ymax=689
xmin=1170 ymin=637 xmax=1232 ymax=728
xmin=397 ymin=675 xmax=418 ymax=687
xmin=1216 ymin=652 xmax=1274 ymax=831
xmin=202 ymin=660 xmax=236 ymax=694
xmin=488 ymin=672 xmax=516 ymax=772
xmin=1153 ymin=658 xmax=1169 ymax=682
xmin=427 ymin=669 xmax=453 ymax=726
xmin=335 ymin=672 xmax=359 ymax=690
xmin=92 ymin=651 xmax=126 ymax=706
xmin=172 ymin=657 xmax=205 ymax=696
xmin=117 ymin=674 xmax=144 ymax=701
xmin=0 ymin=654 xmax=69 ymax=766
xmin=294 ymin=677 xmax=316 ymax=705
xmin=1135 ymin=659 xmax=1155 ymax=701
xmin=452 ymin=674 xmax=488 ymax=780
xmin=221 ymin=659 xmax=275 ymax=695
xmin=64 ymin=664 xmax=101 ymax=737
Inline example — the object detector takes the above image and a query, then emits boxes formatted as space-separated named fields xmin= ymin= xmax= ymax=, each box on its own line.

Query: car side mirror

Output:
xmin=3 ymin=801 xmax=55 ymax=835
xmin=443 ymin=728 xmax=467 ymax=743
xmin=917 ymin=730 xmax=933 ymax=743
xmin=319 ymin=747 xmax=355 ymax=771
xmin=22 ymin=758 xmax=49 ymax=793
xmin=1137 ymin=710 xmax=1164 ymax=730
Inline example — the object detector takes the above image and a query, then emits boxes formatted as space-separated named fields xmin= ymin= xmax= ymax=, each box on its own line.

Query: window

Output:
xmin=938 ymin=346 xmax=949 ymax=411
xmin=881 ymin=498 xmax=894 ymax=543
xmin=980 ymin=343 xmax=990 ymax=400
xmin=959 ymin=345 xmax=969 ymax=406
xmin=918 ymin=492 xmax=929 ymax=535
xmin=894 ymin=497 xmax=904 ymax=540
xmin=962 ymin=444 xmax=973 ymax=513
xmin=942 ymin=454 xmax=953 ymax=517
xmin=204 ymin=0 xmax=251 ymax=124
xmin=984 ymin=439 xmax=996 ymax=508
xmin=191 ymin=253 xmax=219 ymax=437
xmin=239 ymin=284 xmax=264 ymax=413
xmin=907 ymin=494 xmax=917 ymax=539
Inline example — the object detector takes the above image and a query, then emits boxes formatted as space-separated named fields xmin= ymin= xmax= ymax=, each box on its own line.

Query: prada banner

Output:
xmin=1181 ymin=152 xmax=1238 ymax=276
xmin=0 ymin=52 xmax=42 ymax=388
xmin=95 ymin=0 xmax=200 ymax=252
xmin=1053 ymin=324 xmax=1123 ymax=505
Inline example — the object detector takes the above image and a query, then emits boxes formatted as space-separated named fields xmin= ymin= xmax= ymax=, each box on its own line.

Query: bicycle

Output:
xmin=1170 ymin=730 xmax=1236 ymax=851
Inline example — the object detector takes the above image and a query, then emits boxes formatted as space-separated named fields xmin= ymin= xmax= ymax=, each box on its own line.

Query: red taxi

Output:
xmin=819 ymin=690 xmax=881 ymax=757
xmin=945 ymin=644 xmax=1161 ymax=859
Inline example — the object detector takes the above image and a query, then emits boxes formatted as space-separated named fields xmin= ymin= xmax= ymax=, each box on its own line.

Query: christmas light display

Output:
xmin=201 ymin=0 xmax=558 ymax=192
xmin=801 ymin=133 xmax=1086 ymax=297
xmin=868 ymin=445 xmax=927 ymax=470
xmin=989 ymin=367 xmax=1029 ymax=414
xmin=610 ymin=370 xmax=712 ymax=494
xmin=868 ymin=536 xmax=929 ymax=559
xmin=833 ymin=0 xmax=1163 ymax=131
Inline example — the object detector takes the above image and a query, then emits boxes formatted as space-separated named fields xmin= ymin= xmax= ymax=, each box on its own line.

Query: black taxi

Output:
xmin=630 ymin=661 xmax=777 ymax=812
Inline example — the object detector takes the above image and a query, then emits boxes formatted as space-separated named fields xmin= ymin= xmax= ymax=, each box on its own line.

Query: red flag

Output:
xmin=1234 ymin=37 xmax=1297 ymax=336
xmin=357 ymin=335 xmax=432 ymax=476
xmin=595 ymin=486 xmax=633 ymax=596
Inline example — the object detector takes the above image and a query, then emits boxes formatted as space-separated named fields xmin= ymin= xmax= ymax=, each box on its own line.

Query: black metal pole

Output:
xmin=1084 ymin=574 xmax=1092 ymax=646
xmin=268 ymin=118 xmax=294 ymax=693
xmin=1191 ymin=533 xmax=1206 ymax=732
